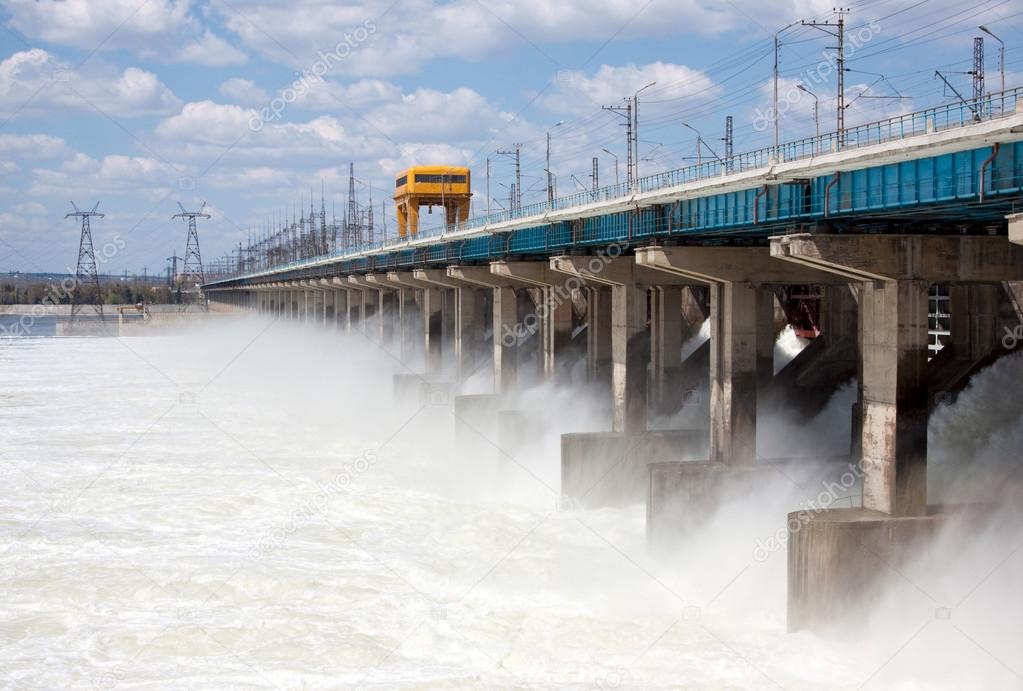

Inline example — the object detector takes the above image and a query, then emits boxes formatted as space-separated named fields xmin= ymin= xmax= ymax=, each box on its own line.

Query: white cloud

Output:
xmin=0 ymin=49 xmax=182 ymax=118
xmin=156 ymin=100 xmax=256 ymax=145
xmin=377 ymin=142 xmax=477 ymax=174
xmin=543 ymin=62 xmax=720 ymax=114
xmin=206 ymin=167 xmax=295 ymax=190
xmin=0 ymin=133 xmax=68 ymax=158
xmin=290 ymin=79 xmax=402 ymax=111
xmin=218 ymin=78 xmax=269 ymax=107
xmin=365 ymin=87 xmax=517 ymax=142
xmin=176 ymin=30 xmax=247 ymax=66
xmin=29 ymin=153 xmax=180 ymax=200
xmin=151 ymin=79 xmax=533 ymax=171
xmin=3 ymin=0 xmax=245 ymax=67
xmin=209 ymin=0 xmax=851 ymax=77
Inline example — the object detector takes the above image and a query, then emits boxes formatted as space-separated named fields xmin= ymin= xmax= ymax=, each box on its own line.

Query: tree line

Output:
xmin=0 ymin=281 xmax=183 ymax=305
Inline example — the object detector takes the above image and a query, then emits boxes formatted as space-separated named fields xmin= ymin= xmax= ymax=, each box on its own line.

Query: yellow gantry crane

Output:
xmin=393 ymin=166 xmax=471 ymax=238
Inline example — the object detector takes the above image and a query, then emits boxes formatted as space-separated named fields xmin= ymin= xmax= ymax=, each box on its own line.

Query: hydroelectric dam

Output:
xmin=204 ymin=90 xmax=1023 ymax=632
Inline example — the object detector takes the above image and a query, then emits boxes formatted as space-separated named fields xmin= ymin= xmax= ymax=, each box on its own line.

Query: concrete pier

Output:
xmin=772 ymin=233 xmax=1023 ymax=630
xmin=413 ymin=269 xmax=461 ymax=377
xmin=550 ymin=255 xmax=651 ymax=434
xmin=549 ymin=254 xmax=706 ymax=505
xmin=491 ymin=261 xmax=579 ymax=385
xmin=447 ymin=266 xmax=519 ymax=394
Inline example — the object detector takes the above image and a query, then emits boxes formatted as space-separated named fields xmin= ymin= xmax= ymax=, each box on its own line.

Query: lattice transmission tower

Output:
xmin=65 ymin=201 xmax=105 ymax=326
xmin=173 ymin=201 xmax=211 ymax=310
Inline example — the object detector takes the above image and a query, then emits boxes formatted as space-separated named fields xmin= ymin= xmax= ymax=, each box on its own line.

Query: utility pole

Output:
xmin=486 ymin=156 xmax=491 ymax=217
xmin=65 ymin=201 xmax=105 ymax=325
xmin=723 ymin=115 xmax=734 ymax=170
xmin=803 ymin=9 xmax=849 ymax=147
xmin=497 ymin=145 xmax=522 ymax=212
xmin=972 ymin=36 xmax=985 ymax=120
xmin=591 ymin=156 xmax=599 ymax=193
xmin=166 ymin=251 xmax=181 ymax=287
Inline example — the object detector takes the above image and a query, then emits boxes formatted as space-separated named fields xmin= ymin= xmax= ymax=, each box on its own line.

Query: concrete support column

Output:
xmin=348 ymin=287 xmax=364 ymax=332
xmin=949 ymin=283 xmax=1000 ymax=360
xmin=322 ymin=283 xmax=335 ymax=323
xmin=379 ymin=289 xmax=397 ymax=349
xmin=708 ymin=282 xmax=760 ymax=466
xmin=755 ymin=287 xmax=777 ymax=390
xmin=490 ymin=262 xmax=577 ymax=385
xmin=442 ymin=288 xmax=457 ymax=366
xmin=334 ymin=288 xmax=349 ymax=330
xmin=551 ymin=256 xmax=652 ymax=434
xmin=651 ymin=286 xmax=683 ymax=409
xmin=398 ymin=288 xmax=419 ymax=363
xmin=544 ymin=286 xmax=574 ymax=384
xmin=637 ymin=246 xmax=850 ymax=467
xmin=312 ymin=288 xmax=324 ymax=323
xmin=860 ymin=279 xmax=930 ymax=516
xmin=423 ymin=287 xmax=444 ymax=376
xmin=769 ymin=234 xmax=1023 ymax=517
xmin=493 ymin=286 xmax=519 ymax=394
xmin=455 ymin=286 xmax=487 ymax=380
xmin=610 ymin=282 xmax=649 ymax=434
xmin=586 ymin=286 xmax=612 ymax=383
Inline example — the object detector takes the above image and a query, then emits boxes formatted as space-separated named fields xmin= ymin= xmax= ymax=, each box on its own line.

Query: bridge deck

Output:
xmin=208 ymin=89 xmax=1023 ymax=287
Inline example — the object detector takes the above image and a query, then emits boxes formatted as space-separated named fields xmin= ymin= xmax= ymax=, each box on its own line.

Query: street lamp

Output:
xmin=797 ymin=83 xmax=820 ymax=151
xmin=547 ymin=120 xmax=564 ymax=205
xmin=681 ymin=123 xmax=723 ymax=165
xmin=601 ymin=148 xmax=620 ymax=186
xmin=633 ymin=81 xmax=656 ymax=183
xmin=979 ymin=25 xmax=1005 ymax=93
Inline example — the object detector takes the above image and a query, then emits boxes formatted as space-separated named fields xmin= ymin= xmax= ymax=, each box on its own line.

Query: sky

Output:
xmin=0 ymin=0 xmax=1021 ymax=277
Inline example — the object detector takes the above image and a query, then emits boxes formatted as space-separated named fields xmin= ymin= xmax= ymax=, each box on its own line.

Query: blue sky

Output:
xmin=0 ymin=0 xmax=1020 ymax=276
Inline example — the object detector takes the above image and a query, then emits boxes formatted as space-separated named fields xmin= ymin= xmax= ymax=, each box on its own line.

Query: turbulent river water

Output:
xmin=1 ymin=319 xmax=1020 ymax=690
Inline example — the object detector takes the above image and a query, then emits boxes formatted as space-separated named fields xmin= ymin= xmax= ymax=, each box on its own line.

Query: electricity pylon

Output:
xmin=65 ymin=201 xmax=105 ymax=326
xmin=173 ymin=201 xmax=210 ymax=311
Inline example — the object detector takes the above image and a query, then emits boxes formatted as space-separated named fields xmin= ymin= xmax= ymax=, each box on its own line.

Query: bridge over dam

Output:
xmin=204 ymin=90 xmax=1023 ymax=632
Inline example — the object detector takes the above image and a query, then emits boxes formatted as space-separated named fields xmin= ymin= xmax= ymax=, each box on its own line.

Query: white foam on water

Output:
xmin=0 ymin=319 xmax=1019 ymax=689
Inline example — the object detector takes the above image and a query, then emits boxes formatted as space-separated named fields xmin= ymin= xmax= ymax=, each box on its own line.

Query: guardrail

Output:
xmin=212 ymin=86 xmax=1022 ymax=285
